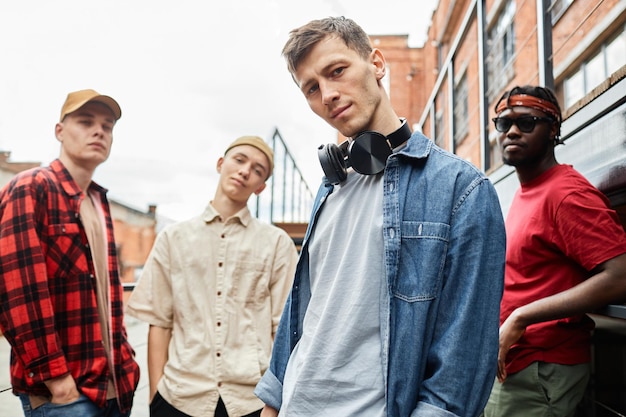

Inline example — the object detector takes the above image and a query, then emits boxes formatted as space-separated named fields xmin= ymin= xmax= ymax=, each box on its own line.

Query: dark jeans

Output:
xmin=150 ymin=391 xmax=261 ymax=417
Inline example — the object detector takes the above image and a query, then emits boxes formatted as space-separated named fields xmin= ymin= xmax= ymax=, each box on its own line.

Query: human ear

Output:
xmin=371 ymin=48 xmax=387 ymax=81
xmin=254 ymin=182 xmax=267 ymax=195
xmin=54 ymin=123 xmax=64 ymax=143
xmin=550 ymin=122 xmax=560 ymax=144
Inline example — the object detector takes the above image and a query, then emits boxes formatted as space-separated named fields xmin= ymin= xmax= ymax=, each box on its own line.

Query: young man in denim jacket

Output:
xmin=254 ymin=16 xmax=506 ymax=417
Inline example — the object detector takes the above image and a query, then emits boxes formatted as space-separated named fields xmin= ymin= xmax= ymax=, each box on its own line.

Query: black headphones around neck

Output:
xmin=317 ymin=118 xmax=412 ymax=185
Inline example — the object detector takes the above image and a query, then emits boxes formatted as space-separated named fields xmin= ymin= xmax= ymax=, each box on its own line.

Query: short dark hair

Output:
xmin=282 ymin=16 xmax=373 ymax=75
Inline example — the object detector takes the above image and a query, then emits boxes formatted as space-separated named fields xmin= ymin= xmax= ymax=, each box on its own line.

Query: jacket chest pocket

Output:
xmin=393 ymin=221 xmax=449 ymax=302
xmin=46 ymin=223 xmax=90 ymax=278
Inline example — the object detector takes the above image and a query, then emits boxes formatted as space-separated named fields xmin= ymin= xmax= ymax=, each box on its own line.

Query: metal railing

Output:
xmin=254 ymin=128 xmax=315 ymax=224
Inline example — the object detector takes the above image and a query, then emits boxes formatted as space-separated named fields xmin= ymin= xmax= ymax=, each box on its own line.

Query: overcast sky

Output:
xmin=0 ymin=0 xmax=437 ymax=222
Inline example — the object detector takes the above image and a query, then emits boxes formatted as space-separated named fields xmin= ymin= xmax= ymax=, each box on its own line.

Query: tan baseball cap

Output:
xmin=224 ymin=136 xmax=274 ymax=178
xmin=59 ymin=89 xmax=122 ymax=122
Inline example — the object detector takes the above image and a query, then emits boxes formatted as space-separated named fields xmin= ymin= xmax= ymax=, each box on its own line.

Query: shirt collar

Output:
xmin=49 ymin=159 xmax=107 ymax=198
xmin=397 ymin=131 xmax=433 ymax=160
xmin=202 ymin=202 xmax=252 ymax=226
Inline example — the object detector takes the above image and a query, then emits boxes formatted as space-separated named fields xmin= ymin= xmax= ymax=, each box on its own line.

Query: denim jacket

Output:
xmin=255 ymin=132 xmax=505 ymax=417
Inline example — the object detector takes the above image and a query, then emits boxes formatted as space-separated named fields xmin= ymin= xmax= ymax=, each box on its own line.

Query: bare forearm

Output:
xmin=498 ymin=254 xmax=626 ymax=382
xmin=147 ymin=325 xmax=172 ymax=401
xmin=514 ymin=253 xmax=626 ymax=327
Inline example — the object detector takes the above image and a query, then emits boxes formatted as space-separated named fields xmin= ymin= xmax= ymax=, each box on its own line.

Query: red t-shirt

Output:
xmin=502 ymin=164 xmax=626 ymax=375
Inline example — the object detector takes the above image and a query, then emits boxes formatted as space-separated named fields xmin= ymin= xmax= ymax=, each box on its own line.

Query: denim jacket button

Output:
xmin=389 ymin=228 xmax=395 ymax=239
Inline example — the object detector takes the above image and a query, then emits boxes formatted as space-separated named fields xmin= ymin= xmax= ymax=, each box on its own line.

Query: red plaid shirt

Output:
xmin=0 ymin=159 xmax=140 ymax=412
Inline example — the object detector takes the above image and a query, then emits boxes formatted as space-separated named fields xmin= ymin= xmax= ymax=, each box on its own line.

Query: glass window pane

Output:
xmin=551 ymin=0 xmax=574 ymax=24
xmin=606 ymin=31 xmax=626 ymax=75
xmin=454 ymin=75 xmax=469 ymax=143
xmin=487 ymin=0 xmax=516 ymax=99
xmin=564 ymin=70 xmax=584 ymax=108
xmin=490 ymin=139 xmax=502 ymax=170
xmin=585 ymin=52 xmax=605 ymax=92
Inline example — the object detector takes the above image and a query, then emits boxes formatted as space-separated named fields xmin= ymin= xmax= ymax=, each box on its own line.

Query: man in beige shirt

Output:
xmin=126 ymin=136 xmax=298 ymax=417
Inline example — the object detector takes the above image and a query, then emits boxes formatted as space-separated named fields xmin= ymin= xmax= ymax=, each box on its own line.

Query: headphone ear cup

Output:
xmin=318 ymin=143 xmax=348 ymax=184
xmin=350 ymin=132 xmax=391 ymax=175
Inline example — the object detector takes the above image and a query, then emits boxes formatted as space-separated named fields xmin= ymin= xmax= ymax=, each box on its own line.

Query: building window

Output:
xmin=453 ymin=73 xmax=469 ymax=144
xmin=435 ymin=110 xmax=445 ymax=147
xmin=563 ymin=29 xmax=626 ymax=108
xmin=606 ymin=29 xmax=626 ymax=75
xmin=486 ymin=0 xmax=516 ymax=101
xmin=550 ymin=0 xmax=574 ymax=25
xmin=564 ymin=70 xmax=584 ymax=108
xmin=489 ymin=136 xmax=502 ymax=171
xmin=434 ymin=91 xmax=446 ymax=147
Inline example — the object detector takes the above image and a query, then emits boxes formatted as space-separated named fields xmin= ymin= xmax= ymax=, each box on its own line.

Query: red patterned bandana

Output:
xmin=496 ymin=94 xmax=561 ymax=121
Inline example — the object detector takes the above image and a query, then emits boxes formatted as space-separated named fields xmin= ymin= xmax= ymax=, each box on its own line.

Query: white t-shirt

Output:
xmin=280 ymin=170 xmax=386 ymax=417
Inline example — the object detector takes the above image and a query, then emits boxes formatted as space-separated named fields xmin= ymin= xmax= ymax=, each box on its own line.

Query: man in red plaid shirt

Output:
xmin=0 ymin=89 xmax=140 ymax=417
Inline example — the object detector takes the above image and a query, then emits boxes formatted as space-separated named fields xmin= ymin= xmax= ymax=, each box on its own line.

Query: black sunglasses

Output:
xmin=492 ymin=116 xmax=555 ymax=133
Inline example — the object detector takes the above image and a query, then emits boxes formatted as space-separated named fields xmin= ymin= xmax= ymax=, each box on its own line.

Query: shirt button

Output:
xmin=217 ymin=291 xmax=222 ymax=296
xmin=218 ymin=262 xmax=223 ymax=267
xmin=217 ymin=382 xmax=223 ymax=387
xmin=217 ymin=322 xmax=221 ymax=327
xmin=28 ymin=372 xmax=34 ymax=377
xmin=216 ymin=352 xmax=221 ymax=357
xmin=389 ymin=228 xmax=395 ymax=239
xmin=221 ymin=234 xmax=225 ymax=238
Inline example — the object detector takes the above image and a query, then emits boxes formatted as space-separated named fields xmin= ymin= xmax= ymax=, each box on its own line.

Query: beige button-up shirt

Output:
xmin=126 ymin=204 xmax=298 ymax=416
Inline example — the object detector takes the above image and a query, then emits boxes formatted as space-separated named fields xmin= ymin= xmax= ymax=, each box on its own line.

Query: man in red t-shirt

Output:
xmin=482 ymin=85 xmax=626 ymax=417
